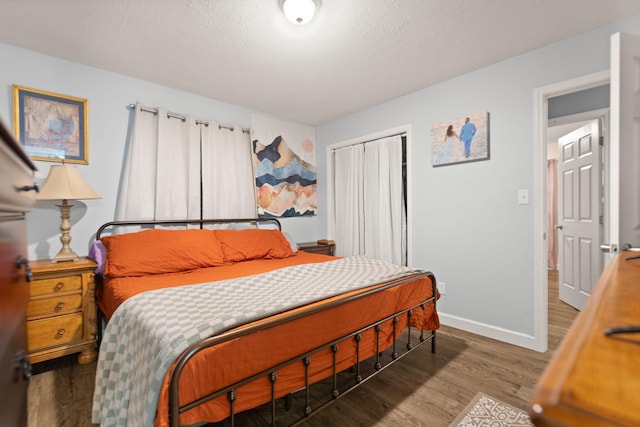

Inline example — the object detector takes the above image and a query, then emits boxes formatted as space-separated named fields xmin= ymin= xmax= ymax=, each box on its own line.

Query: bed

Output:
xmin=90 ymin=218 xmax=439 ymax=427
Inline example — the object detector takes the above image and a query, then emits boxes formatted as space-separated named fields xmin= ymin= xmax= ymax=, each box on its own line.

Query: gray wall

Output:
xmin=315 ymin=14 xmax=640 ymax=345
xmin=1 ymin=12 xmax=639 ymax=349
xmin=0 ymin=44 xmax=322 ymax=260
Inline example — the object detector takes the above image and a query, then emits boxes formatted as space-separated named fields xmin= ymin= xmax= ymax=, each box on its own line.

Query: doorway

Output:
xmin=533 ymin=32 xmax=640 ymax=353
xmin=547 ymin=111 xmax=608 ymax=311
xmin=532 ymin=70 xmax=610 ymax=352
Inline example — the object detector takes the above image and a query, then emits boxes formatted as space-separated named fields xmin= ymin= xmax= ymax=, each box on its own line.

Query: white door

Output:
xmin=609 ymin=32 xmax=640 ymax=255
xmin=557 ymin=120 xmax=603 ymax=310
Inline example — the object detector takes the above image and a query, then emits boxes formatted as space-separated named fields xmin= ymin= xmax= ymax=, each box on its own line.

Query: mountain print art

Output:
xmin=253 ymin=135 xmax=317 ymax=217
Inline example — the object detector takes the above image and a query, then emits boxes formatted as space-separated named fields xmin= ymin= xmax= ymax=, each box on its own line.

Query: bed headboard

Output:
xmin=96 ymin=218 xmax=281 ymax=240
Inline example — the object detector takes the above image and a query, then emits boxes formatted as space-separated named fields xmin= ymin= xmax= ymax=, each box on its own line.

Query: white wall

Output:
xmin=316 ymin=14 xmax=640 ymax=348
xmin=0 ymin=43 xmax=322 ymax=261
xmin=2 ymin=12 xmax=639 ymax=350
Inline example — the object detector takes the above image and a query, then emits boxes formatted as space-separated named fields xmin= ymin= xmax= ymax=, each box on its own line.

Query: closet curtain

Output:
xmin=333 ymin=135 xmax=406 ymax=265
xmin=115 ymin=103 xmax=255 ymax=225
xmin=334 ymin=144 xmax=365 ymax=257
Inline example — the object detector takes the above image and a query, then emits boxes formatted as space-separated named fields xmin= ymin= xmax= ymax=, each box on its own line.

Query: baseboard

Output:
xmin=439 ymin=312 xmax=540 ymax=351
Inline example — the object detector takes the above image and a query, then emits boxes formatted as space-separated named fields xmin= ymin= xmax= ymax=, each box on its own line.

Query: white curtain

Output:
xmin=201 ymin=123 xmax=256 ymax=218
xmin=115 ymin=104 xmax=157 ymax=221
xmin=333 ymin=135 xmax=406 ymax=264
xmin=155 ymin=108 xmax=200 ymax=220
xmin=115 ymin=103 xmax=255 ymax=226
xmin=364 ymin=136 xmax=405 ymax=265
xmin=334 ymin=144 xmax=365 ymax=256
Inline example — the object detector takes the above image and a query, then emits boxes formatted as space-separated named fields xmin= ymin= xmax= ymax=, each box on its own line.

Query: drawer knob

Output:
xmin=56 ymin=329 xmax=66 ymax=338
xmin=54 ymin=282 xmax=64 ymax=291
xmin=55 ymin=302 xmax=65 ymax=311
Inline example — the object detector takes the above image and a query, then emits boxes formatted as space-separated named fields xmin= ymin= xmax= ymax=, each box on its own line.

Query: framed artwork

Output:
xmin=251 ymin=114 xmax=317 ymax=217
xmin=12 ymin=85 xmax=89 ymax=164
xmin=431 ymin=111 xmax=489 ymax=167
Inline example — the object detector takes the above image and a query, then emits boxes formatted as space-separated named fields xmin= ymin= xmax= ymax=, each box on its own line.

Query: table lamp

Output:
xmin=37 ymin=164 xmax=101 ymax=263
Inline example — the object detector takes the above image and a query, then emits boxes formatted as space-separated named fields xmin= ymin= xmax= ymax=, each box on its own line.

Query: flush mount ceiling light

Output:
xmin=281 ymin=0 xmax=318 ymax=25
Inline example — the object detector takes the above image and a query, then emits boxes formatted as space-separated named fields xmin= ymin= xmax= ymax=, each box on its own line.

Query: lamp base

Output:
xmin=52 ymin=199 xmax=80 ymax=263
xmin=51 ymin=248 xmax=80 ymax=263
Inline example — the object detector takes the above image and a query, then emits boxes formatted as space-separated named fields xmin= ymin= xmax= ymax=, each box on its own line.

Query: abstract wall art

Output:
xmin=251 ymin=114 xmax=317 ymax=217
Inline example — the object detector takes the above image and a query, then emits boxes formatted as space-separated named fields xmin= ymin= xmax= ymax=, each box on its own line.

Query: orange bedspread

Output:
xmin=97 ymin=252 xmax=439 ymax=426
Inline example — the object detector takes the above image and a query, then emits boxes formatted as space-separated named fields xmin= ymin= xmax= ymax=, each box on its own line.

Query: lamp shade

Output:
xmin=37 ymin=164 xmax=101 ymax=201
xmin=282 ymin=0 xmax=317 ymax=25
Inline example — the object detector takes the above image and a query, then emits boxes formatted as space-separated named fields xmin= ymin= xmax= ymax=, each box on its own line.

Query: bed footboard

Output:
xmin=168 ymin=270 xmax=437 ymax=427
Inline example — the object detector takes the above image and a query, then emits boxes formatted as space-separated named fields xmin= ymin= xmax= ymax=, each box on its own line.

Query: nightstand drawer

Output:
xmin=29 ymin=275 xmax=82 ymax=297
xmin=27 ymin=294 xmax=82 ymax=318
xmin=26 ymin=313 xmax=84 ymax=351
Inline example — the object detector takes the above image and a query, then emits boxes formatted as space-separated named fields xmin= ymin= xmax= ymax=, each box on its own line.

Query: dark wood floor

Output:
xmin=27 ymin=270 xmax=577 ymax=427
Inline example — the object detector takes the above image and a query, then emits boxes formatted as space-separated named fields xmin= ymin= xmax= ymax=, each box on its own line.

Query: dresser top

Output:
xmin=530 ymin=252 xmax=640 ymax=426
xmin=30 ymin=257 xmax=97 ymax=273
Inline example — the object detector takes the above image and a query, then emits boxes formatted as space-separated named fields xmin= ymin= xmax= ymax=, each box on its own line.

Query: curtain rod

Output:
xmin=330 ymin=132 xmax=406 ymax=152
xmin=126 ymin=103 xmax=250 ymax=134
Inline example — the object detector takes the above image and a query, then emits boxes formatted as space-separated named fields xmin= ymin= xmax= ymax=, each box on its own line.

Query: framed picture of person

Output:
xmin=431 ymin=112 xmax=489 ymax=167
xmin=12 ymin=85 xmax=89 ymax=164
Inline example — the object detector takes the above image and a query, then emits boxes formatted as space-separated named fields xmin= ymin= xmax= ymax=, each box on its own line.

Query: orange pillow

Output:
xmin=213 ymin=229 xmax=293 ymax=262
xmin=101 ymin=229 xmax=227 ymax=278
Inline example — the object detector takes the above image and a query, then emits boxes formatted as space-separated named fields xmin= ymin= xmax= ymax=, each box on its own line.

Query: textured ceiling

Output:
xmin=1 ymin=0 xmax=639 ymax=125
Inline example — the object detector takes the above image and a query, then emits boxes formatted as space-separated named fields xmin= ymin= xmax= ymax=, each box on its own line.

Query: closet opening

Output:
xmin=327 ymin=126 xmax=411 ymax=266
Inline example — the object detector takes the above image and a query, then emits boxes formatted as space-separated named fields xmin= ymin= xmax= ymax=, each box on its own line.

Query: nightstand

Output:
xmin=297 ymin=241 xmax=336 ymax=256
xmin=26 ymin=258 xmax=98 ymax=365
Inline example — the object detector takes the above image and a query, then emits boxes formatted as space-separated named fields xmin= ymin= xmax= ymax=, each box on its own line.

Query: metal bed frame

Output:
xmin=94 ymin=218 xmax=437 ymax=427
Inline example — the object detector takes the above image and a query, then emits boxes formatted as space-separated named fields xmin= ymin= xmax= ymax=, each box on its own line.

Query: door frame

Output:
xmin=533 ymin=70 xmax=609 ymax=352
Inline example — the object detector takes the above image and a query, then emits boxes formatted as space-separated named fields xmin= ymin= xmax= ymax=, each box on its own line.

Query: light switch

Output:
xmin=518 ymin=189 xmax=529 ymax=205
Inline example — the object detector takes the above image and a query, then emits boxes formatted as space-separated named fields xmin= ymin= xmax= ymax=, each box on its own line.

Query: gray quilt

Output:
xmin=91 ymin=255 xmax=416 ymax=427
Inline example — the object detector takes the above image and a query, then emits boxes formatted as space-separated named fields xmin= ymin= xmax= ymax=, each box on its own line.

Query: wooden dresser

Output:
xmin=0 ymin=120 xmax=37 ymax=427
xmin=529 ymin=251 xmax=640 ymax=426
xmin=26 ymin=258 xmax=98 ymax=364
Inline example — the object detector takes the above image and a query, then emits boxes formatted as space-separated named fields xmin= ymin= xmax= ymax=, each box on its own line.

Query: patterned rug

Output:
xmin=449 ymin=392 xmax=534 ymax=427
